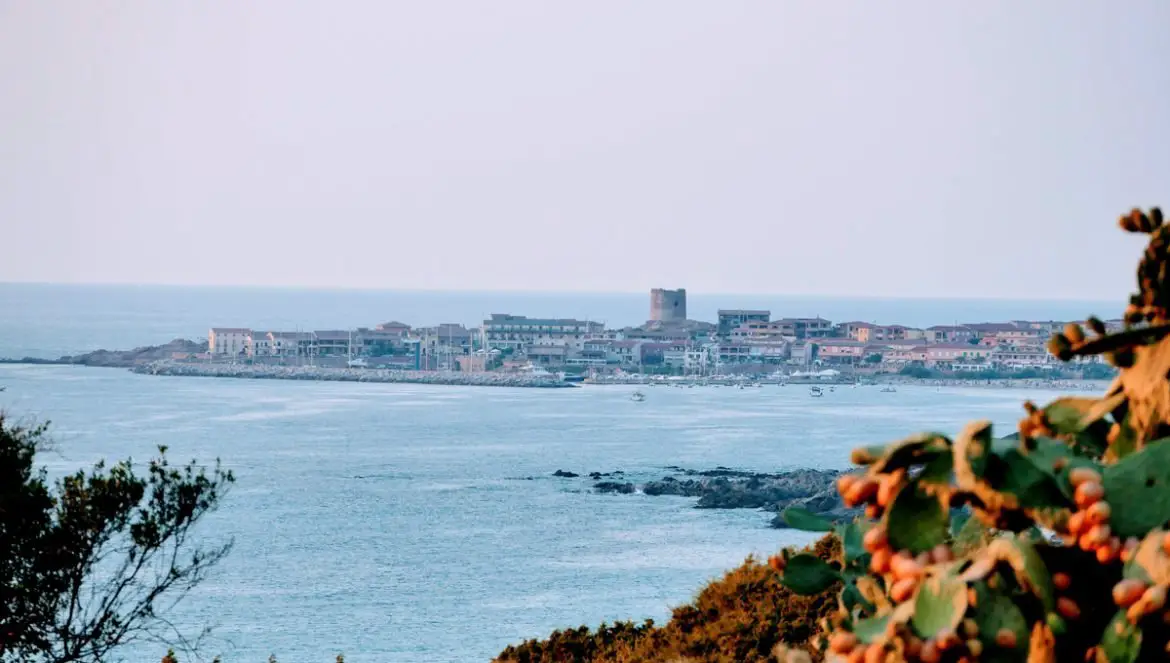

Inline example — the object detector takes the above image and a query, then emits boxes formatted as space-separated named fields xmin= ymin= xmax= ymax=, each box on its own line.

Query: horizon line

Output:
xmin=0 ymin=280 xmax=1124 ymax=304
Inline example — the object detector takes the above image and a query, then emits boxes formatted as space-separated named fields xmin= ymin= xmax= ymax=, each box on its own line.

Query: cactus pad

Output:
xmin=910 ymin=574 xmax=968 ymax=639
xmin=970 ymin=584 xmax=1029 ymax=662
xmin=885 ymin=483 xmax=948 ymax=554
xmin=1097 ymin=611 xmax=1142 ymax=663
xmin=780 ymin=506 xmax=834 ymax=532
xmin=850 ymin=614 xmax=890 ymax=644
xmin=836 ymin=521 xmax=868 ymax=565
xmin=780 ymin=553 xmax=840 ymax=595
xmin=1041 ymin=397 xmax=1112 ymax=453
xmin=1102 ymin=441 xmax=1170 ymax=538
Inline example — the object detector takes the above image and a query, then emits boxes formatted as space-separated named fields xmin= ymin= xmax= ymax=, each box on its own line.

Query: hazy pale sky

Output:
xmin=1 ymin=2 xmax=1167 ymax=298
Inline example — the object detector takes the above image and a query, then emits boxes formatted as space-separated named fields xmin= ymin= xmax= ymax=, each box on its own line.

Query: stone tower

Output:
xmin=650 ymin=288 xmax=687 ymax=322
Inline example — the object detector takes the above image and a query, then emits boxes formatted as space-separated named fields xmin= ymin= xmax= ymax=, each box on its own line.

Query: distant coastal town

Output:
xmin=192 ymin=288 xmax=1117 ymax=381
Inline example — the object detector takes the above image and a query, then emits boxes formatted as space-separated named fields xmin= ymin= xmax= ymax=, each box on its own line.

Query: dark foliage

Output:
xmin=0 ymin=414 xmax=234 ymax=663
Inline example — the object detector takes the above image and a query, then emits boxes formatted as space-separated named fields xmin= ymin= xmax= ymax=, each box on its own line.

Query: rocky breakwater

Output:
xmin=575 ymin=466 xmax=858 ymax=528
xmin=134 ymin=360 xmax=577 ymax=388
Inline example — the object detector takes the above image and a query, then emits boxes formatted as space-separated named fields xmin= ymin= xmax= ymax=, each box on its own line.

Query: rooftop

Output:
xmin=963 ymin=322 xmax=1022 ymax=332
xmin=269 ymin=331 xmax=313 ymax=340
xmin=717 ymin=309 xmax=771 ymax=316
xmin=485 ymin=314 xmax=597 ymax=326
xmin=775 ymin=317 xmax=831 ymax=324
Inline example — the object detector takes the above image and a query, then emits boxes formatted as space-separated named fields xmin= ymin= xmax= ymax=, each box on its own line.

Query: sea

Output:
xmin=0 ymin=284 xmax=1107 ymax=662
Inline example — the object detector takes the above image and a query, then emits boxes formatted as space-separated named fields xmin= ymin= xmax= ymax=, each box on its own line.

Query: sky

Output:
xmin=1 ymin=2 xmax=1168 ymax=299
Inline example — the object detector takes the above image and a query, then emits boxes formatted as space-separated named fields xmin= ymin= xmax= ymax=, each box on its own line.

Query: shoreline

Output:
xmin=0 ymin=361 xmax=1110 ymax=392
xmin=129 ymin=360 xmax=577 ymax=388
xmin=585 ymin=376 xmax=1109 ymax=392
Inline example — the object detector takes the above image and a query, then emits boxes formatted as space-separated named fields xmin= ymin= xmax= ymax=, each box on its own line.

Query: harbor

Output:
xmin=583 ymin=372 xmax=1106 ymax=391
xmin=133 ymin=360 xmax=576 ymax=388
xmin=3 ymin=288 xmax=1120 ymax=390
xmin=191 ymin=289 xmax=1119 ymax=386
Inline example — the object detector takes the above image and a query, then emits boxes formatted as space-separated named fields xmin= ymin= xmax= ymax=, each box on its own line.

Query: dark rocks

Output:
xmin=643 ymin=476 xmax=700 ymax=497
xmin=547 ymin=464 xmax=859 ymax=528
xmin=583 ymin=466 xmax=860 ymax=528
xmin=592 ymin=481 xmax=636 ymax=495
xmin=642 ymin=468 xmax=844 ymax=508
xmin=551 ymin=469 xmax=624 ymax=480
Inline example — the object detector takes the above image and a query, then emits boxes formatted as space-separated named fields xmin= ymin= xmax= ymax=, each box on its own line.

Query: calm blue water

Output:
xmin=0 ymin=365 xmax=1064 ymax=662
xmin=0 ymin=285 xmax=1082 ymax=661
xmin=0 ymin=283 xmax=1119 ymax=359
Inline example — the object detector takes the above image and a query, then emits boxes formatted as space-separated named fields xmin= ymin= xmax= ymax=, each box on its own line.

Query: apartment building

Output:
xmin=482 ymin=314 xmax=603 ymax=352
xmin=313 ymin=330 xmax=355 ymax=357
xmin=730 ymin=320 xmax=791 ymax=343
xmin=209 ymin=328 xmax=251 ymax=356
xmin=924 ymin=344 xmax=992 ymax=366
xmin=815 ymin=339 xmax=867 ymax=364
xmin=925 ymin=325 xmax=977 ymax=344
xmin=717 ymin=310 xmax=770 ymax=336
xmin=776 ymin=317 xmax=834 ymax=339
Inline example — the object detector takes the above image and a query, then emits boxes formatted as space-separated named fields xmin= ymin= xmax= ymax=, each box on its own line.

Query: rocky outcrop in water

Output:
xmin=593 ymin=481 xmax=636 ymax=494
xmin=574 ymin=466 xmax=859 ymax=528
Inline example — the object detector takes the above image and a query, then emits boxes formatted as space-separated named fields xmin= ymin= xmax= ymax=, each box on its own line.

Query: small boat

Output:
xmin=810 ymin=386 xmax=824 ymax=397
xmin=631 ymin=390 xmax=646 ymax=402
xmin=880 ymin=385 xmax=897 ymax=393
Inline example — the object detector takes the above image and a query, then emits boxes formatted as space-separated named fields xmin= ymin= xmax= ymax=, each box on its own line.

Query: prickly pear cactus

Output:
xmin=771 ymin=208 xmax=1170 ymax=663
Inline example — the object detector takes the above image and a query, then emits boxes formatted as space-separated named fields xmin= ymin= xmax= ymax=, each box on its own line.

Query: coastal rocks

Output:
xmin=131 ymin=360 xmax=577 ymax=388
xmin=0 ymin=339 xmax=205 ymax=368
xmin=65 ymin=339 xmax=206 ymax=367
xmin=553 ymin=469 xmax=627 ymax=480
xmin=576 ymin=466 xmax=860 ymax=528
xmin=592 ymin=481 xmax=636 ymax=494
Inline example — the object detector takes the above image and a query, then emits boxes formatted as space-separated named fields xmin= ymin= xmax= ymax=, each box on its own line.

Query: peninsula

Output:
xmin=0 ymin=288 xmax=1119 ymax=386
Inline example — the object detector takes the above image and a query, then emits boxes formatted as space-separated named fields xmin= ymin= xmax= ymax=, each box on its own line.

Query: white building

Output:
xmin=268 ymin=331 xmax=314 ymax=356
xmin=482 ymin=314 xmax=603 ymax=353
xmin=249 ymin=331 xmax=273 ymax=356
xmin=209 ymin=328 xmax=251 ymax=356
